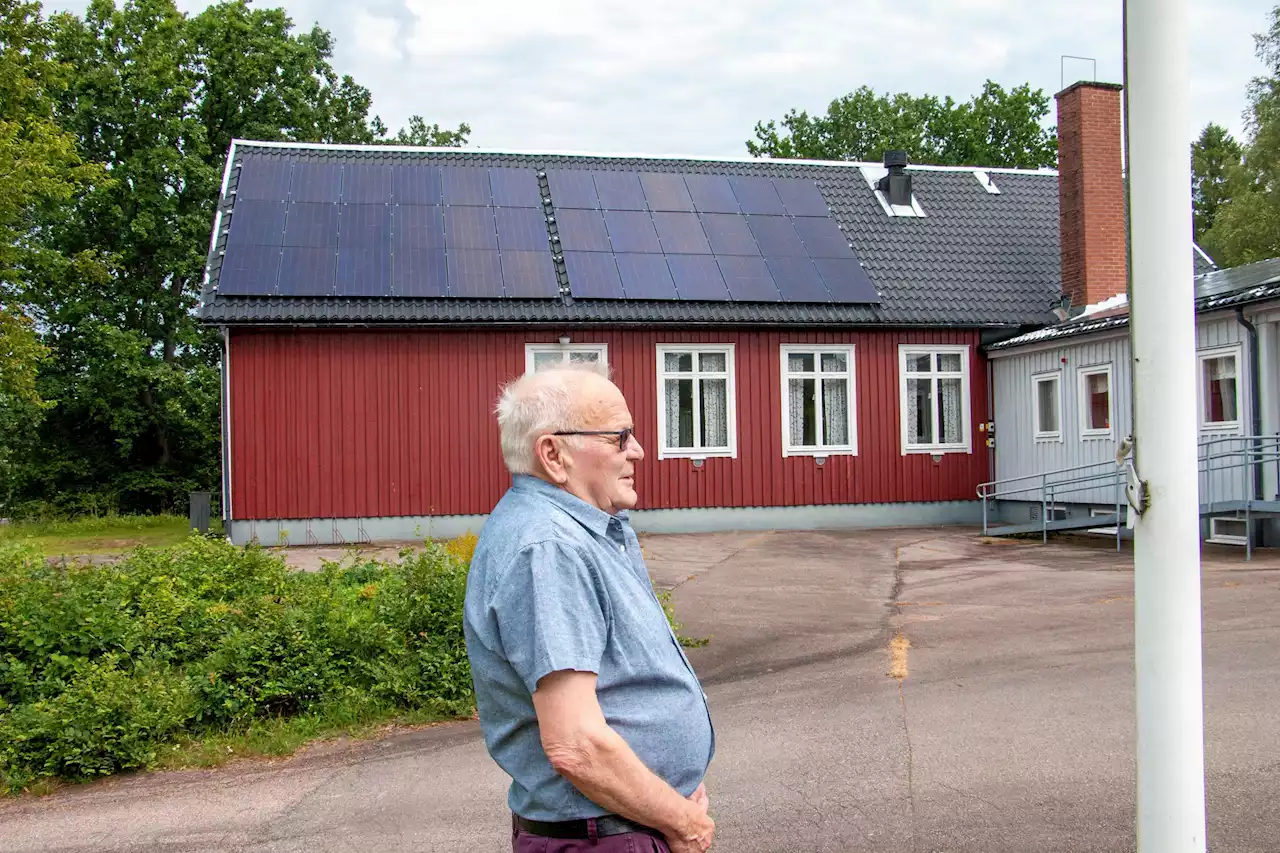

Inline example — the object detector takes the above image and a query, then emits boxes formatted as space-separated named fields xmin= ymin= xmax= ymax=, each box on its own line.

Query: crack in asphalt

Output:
xmin=892 ymin=540 xmax=922 ymax=853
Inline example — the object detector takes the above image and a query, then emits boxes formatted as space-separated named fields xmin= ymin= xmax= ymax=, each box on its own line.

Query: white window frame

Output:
xmin=1077 ymin=365 xmax=1114 ymax=440
xmin=656 ymin=344 xmax=737 ymax=460
xmin=524 ymin=343 xmax=608 ymax=375
xmin=1032 ymin=371 xmax=1063 ymax=442
xmin=780 ymin=345 xmax=858 ymax=458
xmin=898 ymin=344 xmax=972 ymax=455
xmin=1208 ymin=516 xmax=1248 ymax=546
xmin=1196 ymin=345 xmax=1244 ymax=433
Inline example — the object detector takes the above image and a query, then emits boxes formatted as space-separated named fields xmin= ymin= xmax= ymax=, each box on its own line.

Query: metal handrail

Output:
xmin=978 ymin=433 xmax=1280 ymax=553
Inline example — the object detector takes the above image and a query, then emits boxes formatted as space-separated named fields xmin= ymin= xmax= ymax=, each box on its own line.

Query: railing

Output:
xmin=977 ymin=434 xmax=1280 ymax=551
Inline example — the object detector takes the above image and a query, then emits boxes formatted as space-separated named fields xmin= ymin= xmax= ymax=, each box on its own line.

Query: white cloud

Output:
xmin=44 ymin=0 xmax=1276 ymax=156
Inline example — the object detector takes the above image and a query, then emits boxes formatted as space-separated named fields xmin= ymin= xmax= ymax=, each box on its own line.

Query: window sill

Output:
xmin=658 ymin=448 xmax=736 ymax=461
xmin=1199 ymin=423 xmax=1243 ymax=433
xmin=903 ymin=445 xmax=971 ymax=455
xmin=783 ymin=447 xmax=857 ymax=458
xmin=1034 ymin=433 xmax=1063 ymax=443
xmin=1081 ymin=431 xmax=1114 ymax=441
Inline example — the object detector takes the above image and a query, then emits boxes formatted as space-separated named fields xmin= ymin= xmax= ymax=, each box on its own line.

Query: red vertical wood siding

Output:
xmin=228 ymin=328 xmax=989 ymax=519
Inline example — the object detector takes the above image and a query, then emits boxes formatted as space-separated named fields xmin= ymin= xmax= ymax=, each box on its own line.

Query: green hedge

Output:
xmin=0 ymin=537 xmax=473 ymax=791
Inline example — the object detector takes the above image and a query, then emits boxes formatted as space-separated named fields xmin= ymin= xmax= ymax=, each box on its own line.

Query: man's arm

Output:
xmin=533 ymin=670 xmax=714 ymax=853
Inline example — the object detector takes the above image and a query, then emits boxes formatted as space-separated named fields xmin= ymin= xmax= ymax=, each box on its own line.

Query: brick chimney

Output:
xmin=1056 ymin=81 xmax=1126 ymax=309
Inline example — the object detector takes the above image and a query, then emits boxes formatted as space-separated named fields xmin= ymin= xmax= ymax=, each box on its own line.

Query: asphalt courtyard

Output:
xmin=2 ymin=528 xmax=1278 ymax=853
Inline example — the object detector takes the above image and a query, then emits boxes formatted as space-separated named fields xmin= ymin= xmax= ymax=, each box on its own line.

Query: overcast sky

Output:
xmin=49 ymin=0 xmax=1276 ymax=158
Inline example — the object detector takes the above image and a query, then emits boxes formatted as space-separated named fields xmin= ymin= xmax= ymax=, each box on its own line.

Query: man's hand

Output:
xmin=666 ymin=786 xmax=714 ymax=853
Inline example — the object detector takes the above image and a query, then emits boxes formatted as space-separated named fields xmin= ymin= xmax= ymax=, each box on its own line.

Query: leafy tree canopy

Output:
xmin=747 ymin=80 xmax=1058 ymax=169
xmin=1191 ymin=122 xmax=1243 ymax=244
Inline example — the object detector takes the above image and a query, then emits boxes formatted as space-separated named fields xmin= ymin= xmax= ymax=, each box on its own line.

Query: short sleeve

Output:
xmin=490 ymin=541 xmax=610 ymax=693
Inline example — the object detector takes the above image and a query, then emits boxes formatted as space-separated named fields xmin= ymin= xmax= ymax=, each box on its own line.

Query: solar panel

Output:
xmin=728 ymin=176 xmax=785 ymax=215
xmin=447 ymin=249 xmax=504 ymax=297
xmin=638 ymin=172 xmax=695 ymax=212
xmin=336 ymin=247 xmax=391 ymax=297
xmin=341 ymin=164 xmax=393 ymax=204
xmin=812 ymin=258 xmax=880 ymax=303
xmin=217 ymin=244 xmax=281 ymax=295
xmin=791 ymin=216 xmax=853 ymax=258
xmin=555 ymin=208 xmax=612 ymax=252
xmin=339 ymin=204 xmax=391 ymax=249
xmin=495 ymin=207 xmax=550 ymax=252
xmin=684 ymin=174 xmax=740 ymax=214
xmin=489 ymin=168 xmax=544 ymax=208
xmin=441 ymin=166 xmax=492 ymax=206
xmin=667 ymin=254 xmax=730 ymax=301
xmin=652 ymin=211 xmax=711 ymax=254
xmin=718 ymin=255 xmax=781 ymax=302
xmin=593 ymin=172 xmax=647 ymax=210
xmin=278 ymin=246 xmax=337 ymax=295
xmin=283 ymin=202 xmax=340 ymax=247
xmin=392 ymin=248 xmax=447 ymax=297
xmin=391 ymin=165 xmax=442 ymax=205
xmin=501 ymin=250 xmax=559 ymax=297
xmin=603 ymin=210 xmax=661 ymax=254
xmin=772 ymin=178 xmax=830 ymax=217
xmin=391 ymin=205 xmax=445 ymax=250
xmin=444 ymin=206 xmax=497 ymax=250
xmin=563 ymin=252 xmax=624 ymax=299
xmin=235 ymin=155 xmax=292 ymax=201
xmin=226 ymin=200 xmax=287 ymax=247
xmin=699 ymin=213 xmax=760 ymax=255
xmin=746 ymin=215 xmax=806 ymax=257
xmin=615 ymin=253 xmax=678 ymax=299
xmin=546 ymin=169 xmax=599 ymax=209
xmin=765 ymin=256 xmax=831 ymax=303
xmin=289 ymin=162 xmax=343 ymax=203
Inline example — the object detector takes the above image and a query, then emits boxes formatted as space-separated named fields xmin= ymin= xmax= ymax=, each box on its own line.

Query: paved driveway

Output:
xmin=2 ymin=529 xmax=1278 ymax=852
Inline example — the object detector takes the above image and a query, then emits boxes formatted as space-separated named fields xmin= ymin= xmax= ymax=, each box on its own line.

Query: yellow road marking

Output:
xmin=888 ymin=633 xmax=911 ymax=680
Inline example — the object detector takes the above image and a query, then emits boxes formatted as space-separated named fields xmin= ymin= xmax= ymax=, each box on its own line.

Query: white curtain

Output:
xmin=939 ymin=377 xmax=963 ymax=444
xmin=701 ymin=378 xmax=728 ymax=447
xmin=665 ymin=379 xmax=686 ymax=447
xmin=788 ymin=378 xmax=807 ymax=445
xmin=908 ymin=378 xmax=931 ymax=444
xmin=823 ymin=378 xmax=848 ymax=445
xmin=1037 ymin=379 xmax=1058 ymax=433
xmin=1205 ymin=357 xmax=1237 ymax=422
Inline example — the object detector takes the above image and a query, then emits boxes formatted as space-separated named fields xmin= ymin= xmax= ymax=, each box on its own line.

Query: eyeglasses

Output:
xmin=552 ymin=427 xmax=634 ymax=451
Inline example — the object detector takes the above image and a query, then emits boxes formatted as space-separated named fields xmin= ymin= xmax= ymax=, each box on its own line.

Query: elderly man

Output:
xmin=463 ymin=365 xmax=716 ymax=853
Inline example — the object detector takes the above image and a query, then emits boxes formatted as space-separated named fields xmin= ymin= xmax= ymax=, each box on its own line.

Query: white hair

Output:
xmin=495 ymin=363 xmax=610 ymax=475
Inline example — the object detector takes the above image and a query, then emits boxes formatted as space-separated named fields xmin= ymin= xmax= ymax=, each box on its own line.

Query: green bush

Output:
xmin=0 ymin=537 xmax=474 ymax=791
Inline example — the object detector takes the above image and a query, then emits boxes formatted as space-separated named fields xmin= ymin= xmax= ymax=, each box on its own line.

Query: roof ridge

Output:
xmin=228 ymin=138 xmax=1059 ymax=177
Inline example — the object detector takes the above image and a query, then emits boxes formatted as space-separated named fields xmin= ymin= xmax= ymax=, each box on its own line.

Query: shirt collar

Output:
xmin=511 ymin=474 xmax=625 ymax=538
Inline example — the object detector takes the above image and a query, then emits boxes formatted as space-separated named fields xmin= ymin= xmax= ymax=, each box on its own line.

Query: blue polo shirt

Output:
xmin=462 ymin=475 xmax=715 ymax=821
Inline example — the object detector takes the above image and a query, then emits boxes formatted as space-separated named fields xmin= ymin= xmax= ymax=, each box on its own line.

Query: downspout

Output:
xmin=1235 ymin=307 xmax=1263 ymax=501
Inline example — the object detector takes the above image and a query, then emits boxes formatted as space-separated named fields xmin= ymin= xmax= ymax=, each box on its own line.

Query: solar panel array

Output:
xmin=218 ymin=154 xmax=557 ymax=298
xmin=546 ymin=170 xmax=876 ymax=303
xmin=217 ymin=153 xmax=879 ymax=304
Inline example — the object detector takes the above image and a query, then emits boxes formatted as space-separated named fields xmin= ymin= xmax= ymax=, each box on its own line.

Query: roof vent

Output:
xmin=878 ymin=150 xmax=912 ymax=207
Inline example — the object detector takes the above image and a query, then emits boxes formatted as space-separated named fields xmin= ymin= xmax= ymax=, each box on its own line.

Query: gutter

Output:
xmin=1235 ymin=307 xmax=1264 ymax=501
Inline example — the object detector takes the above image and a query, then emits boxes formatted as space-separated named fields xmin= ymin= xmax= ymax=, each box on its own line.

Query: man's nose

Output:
xmin=627 ymin=436 xmax=645 ymax=461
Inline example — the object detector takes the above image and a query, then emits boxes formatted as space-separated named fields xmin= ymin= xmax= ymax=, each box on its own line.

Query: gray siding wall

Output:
xmin=990 ymin=314 xmax=1253 ymax=509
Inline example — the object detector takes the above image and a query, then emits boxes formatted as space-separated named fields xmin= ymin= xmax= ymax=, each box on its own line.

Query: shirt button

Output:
xmin=618 ymin=544 xmax=626 ymax=554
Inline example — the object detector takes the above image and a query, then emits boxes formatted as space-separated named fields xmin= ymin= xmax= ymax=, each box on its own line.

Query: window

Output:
xmin=898 ymin=345 xmax=971 ymax=453
xmin=1198 ymin=347 xmax=1241 ymax=431
xmin=1209 ymin=517 xmax=1248 ymax=546
xmin=1033 ymin=372 xmax=1062 ymax=441
xmin=657 ymin=345 xmax=736 ymax=458
xmin=1078 ymin=366 xmax=1113 ymax=439
xmin=525 ymin=343 xmax=607 ymax=374
xmin=781 ymin=346 xmax=856 ymax=456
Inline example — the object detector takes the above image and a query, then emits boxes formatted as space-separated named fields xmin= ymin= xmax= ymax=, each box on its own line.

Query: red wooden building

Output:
xmin=200 ymin=104 xmax=1110 ymax=544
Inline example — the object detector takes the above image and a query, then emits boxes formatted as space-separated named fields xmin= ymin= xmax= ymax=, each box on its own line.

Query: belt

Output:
xmin=514 ymin=813 xmax=663 ymax=840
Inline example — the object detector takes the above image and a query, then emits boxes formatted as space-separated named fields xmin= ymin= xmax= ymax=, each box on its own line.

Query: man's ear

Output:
xmin=534 ymin=434 xmax=571 ymax=484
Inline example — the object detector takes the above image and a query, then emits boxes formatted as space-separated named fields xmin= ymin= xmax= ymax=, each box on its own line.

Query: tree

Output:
xmin=1191 ymin=123 xmax=1243 ymax=244
xmin=1203 ymin=6 xmax=1280 ymax=267
xmin=376 ymin=114 xmax=471 ymax=147
xmin=747 ymin=80 xmax=1058 ymax=169
xmin=9 ymin=0 xmax=467 ymax=515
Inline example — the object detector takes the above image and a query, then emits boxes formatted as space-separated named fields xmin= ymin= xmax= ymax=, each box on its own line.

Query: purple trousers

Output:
xmin=512 ymin=816 xmax=672 ymax=853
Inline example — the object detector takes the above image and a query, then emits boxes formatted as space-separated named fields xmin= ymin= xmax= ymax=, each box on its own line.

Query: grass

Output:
xmin=0 ymin=514 xmax=206 ymax=556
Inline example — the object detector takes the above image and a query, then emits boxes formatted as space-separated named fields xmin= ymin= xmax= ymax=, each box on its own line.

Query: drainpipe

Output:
xmin=1235 ymin=307 xmax=1263 ymax=501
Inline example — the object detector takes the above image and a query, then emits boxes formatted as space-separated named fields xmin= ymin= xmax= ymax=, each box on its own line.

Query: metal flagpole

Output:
xmin=1123 ymin=0 xmax=1208 ymax=850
